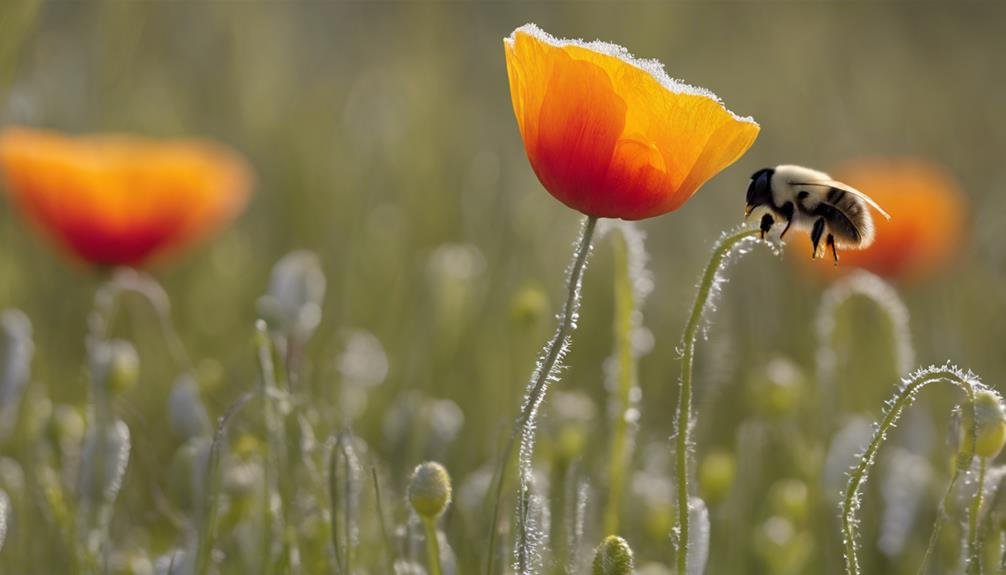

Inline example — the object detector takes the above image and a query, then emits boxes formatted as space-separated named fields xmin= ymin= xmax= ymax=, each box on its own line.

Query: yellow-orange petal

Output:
xmin=504 ymin=24 xmax=760 ymax=220
xmin=791 ymin=158 xmax=965 ymax=282
xmin=0 ymin=127 xmax=251 ymax=267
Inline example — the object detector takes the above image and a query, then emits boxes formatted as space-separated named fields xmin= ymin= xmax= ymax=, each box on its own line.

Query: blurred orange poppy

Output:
xmin=792 ymin=158 xmax=965 ymax=281
xmin=504 ymin=24 xmax=759 ymax=221
xmin=0 ymin=127 xmax=251 ymax=267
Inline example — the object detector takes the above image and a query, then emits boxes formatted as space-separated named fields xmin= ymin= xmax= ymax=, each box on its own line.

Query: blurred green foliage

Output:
xmin=0 ymin=2 xmax=1005 ymax=574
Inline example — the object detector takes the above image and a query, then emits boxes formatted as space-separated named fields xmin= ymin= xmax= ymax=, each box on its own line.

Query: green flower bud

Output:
xmin=592 ymin=535 xmax=634 ymax=575
xmin=408 ymin=461 xmax=452 ymax=519
xmin=699 ymin=449 xmax=736 ymax=505
xmin=961 ymin=390 xmax=1006 ymax=459
xmin=105 ymin=340 xmax=139 ymax=397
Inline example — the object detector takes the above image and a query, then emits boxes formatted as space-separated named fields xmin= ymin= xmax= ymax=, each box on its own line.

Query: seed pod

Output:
xmin=408 ymin=461 xmax=452 ymax=519
xmin=592 ymin=535 xmax=634 ymax=575
xmin=105 ymin=340 xmax=139 ymax=397
xmin=960 ymin=390 xmax=1006 ymax=459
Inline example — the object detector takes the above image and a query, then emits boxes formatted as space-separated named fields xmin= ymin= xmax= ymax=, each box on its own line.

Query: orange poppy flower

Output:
xmin=504 ymin=24 xmax=759 ymax=220
xmin=792 ymin=158 xmax=965 ymax=281
xmin=0 ymin=127 xmax=251 ymax=267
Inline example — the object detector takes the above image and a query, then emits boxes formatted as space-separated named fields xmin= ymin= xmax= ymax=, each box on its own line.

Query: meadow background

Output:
xmin=1 ymin=2 xmax=1005 ymax=574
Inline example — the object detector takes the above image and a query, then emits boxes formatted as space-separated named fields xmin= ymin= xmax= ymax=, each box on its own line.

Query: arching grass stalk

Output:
xmin=193 ymin=391 xmax=254 ymax=575
xmin=816 ymin=271 xmax=914 ymax=414
xmin=673 ymin=226 xmax=776 ymax=574
xmin=254 ymin=320 xmax=299 ymax=573
xmin=601 ymin=221 xmax=651 ymax=535
xmin=485 ymin=215 xmax=597 ymax=575
xmin=91 ymin=269 xmax=194 ymax=373
xmin=841 ymin=364 xmax=984 ymax=575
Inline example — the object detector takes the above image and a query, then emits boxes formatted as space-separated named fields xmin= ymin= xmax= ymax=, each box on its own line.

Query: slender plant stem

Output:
xmin=603 ymin=229 xmax=637 ymax=535
xmin=485 ymin=215 xmax=597 ymax=575
xmin=918 ymin=468 xmax=964 ymax=575
xmin=423 ymin=517 xmax=443 ymax=575
xmin=255 ymin=321 xmax=288 ymax=574
xmin=842 ymin=368 xmax=980 ymax=575
xmin=329 ymin=441 xmax=344 ymax=575
xmin=371 ymin=466 xmax=395 ymax=571
xmin=194 ymin=391 xmax=255 ymax=575
xmin=674 ymin=227 xmax=761 ymax=574
xmin=967 ymin=457 xmax=989 ymax=574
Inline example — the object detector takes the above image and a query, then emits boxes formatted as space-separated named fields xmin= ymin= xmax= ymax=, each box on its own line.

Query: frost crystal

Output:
xmin=505 ymin=23 xmax=758 ymax=125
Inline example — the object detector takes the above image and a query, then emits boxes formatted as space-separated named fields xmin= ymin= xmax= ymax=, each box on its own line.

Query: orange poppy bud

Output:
xmin=504 ymin=24 xmax=759 ymax=220
xmin=0 ymin=127 xmax=251 ymax=267
xmin=791 ymin=158 xmax=965 ymax=282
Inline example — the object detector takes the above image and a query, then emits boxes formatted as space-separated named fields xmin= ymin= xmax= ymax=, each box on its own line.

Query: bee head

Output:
xmin=745 ymin=168 xmax=775 ymax=217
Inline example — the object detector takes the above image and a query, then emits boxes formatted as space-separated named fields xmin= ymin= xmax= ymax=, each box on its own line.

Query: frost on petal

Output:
xmin=504 ymin=23 xmax=757 ymax=124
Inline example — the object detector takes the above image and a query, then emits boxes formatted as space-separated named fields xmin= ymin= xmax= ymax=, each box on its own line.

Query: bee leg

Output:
xmin=827 ymin=234 xmax=839 ymax=265
xmin=759 ymin=213 xmax=774 ymax=239
xmin=779 ymin=202 xmax=795 ymax=238
xmin=810 ymin=217 xmax=826 ymax=259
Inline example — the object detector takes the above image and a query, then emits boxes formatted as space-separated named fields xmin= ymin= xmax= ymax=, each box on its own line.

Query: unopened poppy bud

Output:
xmin=408 ymin=461 xmax=452 ymax=519
xmin=592 ymin=535 xmax=634 ymax=575
xmin=105 ymin=340 xmax=139 ymax=396
xmin=960 ymin=390 xmax=1006 ymax=459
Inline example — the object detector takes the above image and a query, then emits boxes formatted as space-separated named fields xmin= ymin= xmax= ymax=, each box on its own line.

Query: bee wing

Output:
xmin=792 ymin=179 xmax=892 ymax=220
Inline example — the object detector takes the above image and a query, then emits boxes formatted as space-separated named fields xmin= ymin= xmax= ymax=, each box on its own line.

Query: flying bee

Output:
xmin=744 ymin=164 xmax=892 ymax=263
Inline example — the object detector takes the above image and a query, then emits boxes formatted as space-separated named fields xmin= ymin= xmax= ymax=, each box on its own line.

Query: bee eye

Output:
xmin=797 ymin=191 xmax=809 ymax=200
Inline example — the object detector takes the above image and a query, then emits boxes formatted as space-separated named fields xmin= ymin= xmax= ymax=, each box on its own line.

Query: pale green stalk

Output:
xmin=255 ymin=321 xmax=298 ymax=574
xmin=194 ymin=392 xmax=254 ymax=575
xmin=918 ymin=471 xmax=963 ymax=575
xmin=423 ymin=518 xmax=443 ymax=575
xmin=603 ymin=229 xmax=638 ymax=534
xmin=486 ymin=216 xmax=597 ymax=575
xmin=674 ymin=227 xmax=767 ymax=574
xmin=842 ymin=366 xmax=982 ymax=575
xmin=967 ymin=457 xmax=989 ymax=574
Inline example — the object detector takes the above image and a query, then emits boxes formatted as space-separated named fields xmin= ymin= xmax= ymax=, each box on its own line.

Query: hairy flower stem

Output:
xmin=674 ymin=227 xmax=762 ymax=574
xmin=255 ymin=321 xmax=299 ymax=574
xmin=842 ymin=367 xmax=982 ymax=575
xmin=485 ymin=215 xmax=597 ymax=575
xmin=194 ymin=392 xmax=254 ymax=575
xmin=603 ymin=229 xmax=638 ymax=534
xmin=423 ymin=517 xmax=443 ymax=575
xmin=815 ymin=271 xmax=914 ymax=430
xmin=918 ymin=470 xmax=963 ymax=575
xmin=967 ymin=457 xmax=989 ymax=574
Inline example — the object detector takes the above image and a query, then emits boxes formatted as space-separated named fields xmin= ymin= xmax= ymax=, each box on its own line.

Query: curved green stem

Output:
xmin=486 ymin=215 xmax=597 ymax=575
xmin=674 ymin=227 xmax=764 ymax=574
xmin=842 ymin=367 xmax=982 ymax=575
xmin=603 ymin=228 xmax=641 ymax=534
xmin=967 ymin=457 xmax=989 ymax=574
xmin=194 ymin=392 xmax=255 ymax=575
xmin=423 ymin=518 xmax=443 ymax=575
